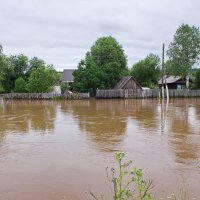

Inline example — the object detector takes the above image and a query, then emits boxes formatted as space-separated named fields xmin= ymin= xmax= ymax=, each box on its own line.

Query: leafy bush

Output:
xmin=15 ymin=77 xmax=27 ymax=93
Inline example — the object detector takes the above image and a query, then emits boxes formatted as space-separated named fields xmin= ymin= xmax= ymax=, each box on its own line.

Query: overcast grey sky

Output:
xmin=0 ymin=0 xmax=199 ymax=71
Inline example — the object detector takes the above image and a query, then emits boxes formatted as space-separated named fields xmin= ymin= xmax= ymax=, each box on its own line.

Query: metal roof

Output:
xmin=158 ymin=76 xmax=181 ymax=84
xmin=61 ymin=69 xmax=75 ymax=82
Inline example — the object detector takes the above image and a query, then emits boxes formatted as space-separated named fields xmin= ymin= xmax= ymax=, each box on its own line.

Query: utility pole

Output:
xmin=162 ymin=43 xmax=169 ymax=100
xmin=161 ymin=44 xmax=165 ymax=99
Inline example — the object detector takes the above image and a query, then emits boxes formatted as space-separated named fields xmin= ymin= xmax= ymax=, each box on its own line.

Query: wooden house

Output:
xmin=114 ymin=76 xmax=142 ymax=90
xmin=158 ymin=76 xmax=192 ymax=90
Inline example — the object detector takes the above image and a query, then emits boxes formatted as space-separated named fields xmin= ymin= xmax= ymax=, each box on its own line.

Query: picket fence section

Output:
xmin=0 ymin=92 xmax=90 ymax=100
xmin=96 ymin=89 xmax=200 ymax=99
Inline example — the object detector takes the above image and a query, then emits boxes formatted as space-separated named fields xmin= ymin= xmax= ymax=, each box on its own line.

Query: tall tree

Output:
xmin=73 ymin=36 xmax=128 ymax=93
xmin=27 ymin=65 xmax=59 ymax=93
xmin=25 ymin=57 xmax=45 ymax=78
xmin=15 ymin=77 xmax=27 ymax=93
xmin=130 ymin=54 xmax=161 ymax=88
xmin=29 ymin=57 xmax=45 ymax=69
xmin=0 ymin=45 xmax=2 ymax=54
xmin=193 ymin=68 xmax=200 ymax=89
xmin=167 ymin=24 xmax=200 ymax=77
xmin=0 ymin=56 xmax=15 ymax=92
xmin=10 ymin=54 xmax=29 ymax=79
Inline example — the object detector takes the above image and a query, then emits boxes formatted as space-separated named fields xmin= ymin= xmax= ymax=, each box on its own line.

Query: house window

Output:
xmin=177 ymin=84 xmax=185 ymax=90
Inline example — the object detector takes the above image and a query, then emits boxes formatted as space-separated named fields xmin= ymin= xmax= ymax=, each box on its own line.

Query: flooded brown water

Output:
xmin=0 ymin=99 xmax=199 ymax=200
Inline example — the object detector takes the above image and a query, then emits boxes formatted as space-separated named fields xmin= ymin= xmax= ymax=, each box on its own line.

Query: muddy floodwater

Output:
xmin=0 ymin=99 xmax=200 ymax=200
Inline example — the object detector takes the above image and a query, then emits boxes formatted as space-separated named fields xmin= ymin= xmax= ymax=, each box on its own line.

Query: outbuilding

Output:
xmin=158 ymin=76 xmax=192 ymax=89
xmin=114 ymin=76 xmax=142 ymax=90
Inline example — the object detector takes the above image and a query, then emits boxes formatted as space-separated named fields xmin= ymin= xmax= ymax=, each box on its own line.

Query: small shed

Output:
xmin=158 ymin=76 xmax=192 ymax=89
xmin=114 ymin=76 xmax=142 ymax=90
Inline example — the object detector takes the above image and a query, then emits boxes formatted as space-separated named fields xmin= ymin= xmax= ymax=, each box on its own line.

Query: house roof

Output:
xmin=158 ymin=76 xmax=182 ymax=85
xmin=61 ymin=69 xmax=75 ymax=82
xmin=114 ymin=76 xmax=141 ymax=89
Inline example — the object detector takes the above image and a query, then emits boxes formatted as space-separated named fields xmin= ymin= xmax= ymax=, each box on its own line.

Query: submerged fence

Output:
xmin=96 ymin=89 xmax=200 ymax=99
xmin=0 ymin=92 xmax=90 ymax=100
xmin=1 ymin=90 xmax=200 ymax=100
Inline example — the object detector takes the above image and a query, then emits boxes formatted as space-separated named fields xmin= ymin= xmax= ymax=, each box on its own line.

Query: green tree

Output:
xmin=167 ymin=24 xmax=200 ymax=77
xmin=27 ymin=57 xmax=45 ymax=75
xmin=0 ymin=45 xmax=2 ymax=54
xmin=193 ymin=68 xmax=200 ymax=89
xmin=73 ymin=36 xmax=128 ymax=93
xmin=27 ymin=65 xmax=59 ymax=93
xmin=130 ymin=54 xmax=161 ymax=88
xmin=0 ymin=52 xmax=29 ymax=92
xmin=10 ymin=54 xmax=29 ymax=79
xmin=0 ymin=54 xmax=15 ymax=93
xmin=60 ymin=82 xmax=68 ymax=94
xmin=15 ymin=77 xmax=27 ymax=93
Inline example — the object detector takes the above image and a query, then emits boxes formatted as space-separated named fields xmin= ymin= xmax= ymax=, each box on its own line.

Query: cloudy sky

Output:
xmin=0 ymin=0 xmax=200 ymax=71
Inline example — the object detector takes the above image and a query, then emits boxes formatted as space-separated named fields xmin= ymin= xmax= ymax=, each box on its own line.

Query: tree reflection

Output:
xmin=166 ymin=99 xmax=200 ymax=164
xmin=127 ymin=99 xmax=159 ymax=131
xmin=0 ymin=100 xmax=57 ymax=135
xmin=61 ymin=100 xmax=127 ymax=152
xmin=60 ymin=99 xmax=160 ymax=152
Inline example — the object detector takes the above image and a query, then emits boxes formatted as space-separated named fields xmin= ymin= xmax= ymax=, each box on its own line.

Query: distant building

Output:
xmin=61 ymin=69 xmax=75 ymax=90
xmin=158 ymin=76 xmax=192 ymax=89
xmin=114 ymin=76 xmax=142 ymax=90
xmin=61 ymin=69 xmax=75 ymax=83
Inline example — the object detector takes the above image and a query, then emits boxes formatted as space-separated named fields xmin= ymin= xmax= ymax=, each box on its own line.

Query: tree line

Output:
xmin=1 ymin=23 xmax=200 ymax=94
xmin=73 ymin=23 xmax=200 ymax=93
xmin=0 ymin=48 xmax=60 ymax=93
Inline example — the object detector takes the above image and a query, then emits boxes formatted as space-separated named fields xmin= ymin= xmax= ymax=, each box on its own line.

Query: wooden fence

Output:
xmin=96 ymin=89 xmax=200 ymax=99
xmin=0 ymin=92 xmax=90 ymax=100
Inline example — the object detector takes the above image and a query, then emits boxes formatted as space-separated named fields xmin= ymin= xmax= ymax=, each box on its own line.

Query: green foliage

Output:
xmin=0 ymin=55 xmax=15 ymax=93
xmin=108 ymin=152 xmax=153 ymax=200
xmin=0 ymin=45 xmax=59 ymax=93
xmin=27 ymin=57 xmax=45 ymax=77
xmin=167 ymin=24 xmax=200 ymax=77
xmin=61 ymin=82 xmax=68 ymax=94
xmin=0 ymin=45 xmax=2 ymax=54
xmin=10 ymin=54 xmax=29 ymax=79
xmin=165 ymin=60 xmax=174 ymax=76
xmin=130 ymin=54 xmax=161 ymax=88
xmin=27 ymin=66 xmax=59 ymax=93
xmin=193 ymin=68 xmax=200 ymax=89
xmin=73 ymin=36 xmax=128 ymax=93
xmin=15 ymin=77 xmax=27 ymax=93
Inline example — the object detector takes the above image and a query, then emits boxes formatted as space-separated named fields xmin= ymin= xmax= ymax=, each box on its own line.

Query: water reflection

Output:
xmin=61 ymin=100 xmax=127 ymax=151
xmin=165 ymin=99 xmax=200 ymax=164
xmin=0 ymin=99 xmax=199 ymax=163
xmin=60 ymin=99 xmax=200 ymax=160
xmin=127 ymin=99 xmax=159 ymax=131
xmin=0 ymin=100 xmax=57 ymax=135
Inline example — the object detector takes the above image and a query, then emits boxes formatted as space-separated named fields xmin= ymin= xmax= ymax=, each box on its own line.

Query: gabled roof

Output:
xmin=114 ymin=76 xmax=141 ymax=89
xmin=158 ymin=76 xmax=182 ymax=84
xmin=61 ymin=69 xmax=75 ymax=82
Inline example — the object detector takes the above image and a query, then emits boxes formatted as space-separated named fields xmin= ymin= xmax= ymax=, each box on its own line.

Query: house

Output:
xmin=114 ymin=76 xmax=142 ymax=90
xmin=61 ymin=69 xmax=75 ymax=89
xmin=158 ymin=76 xmax=192 ymax=89
xmin=61 ymin=69 xmax=75 ymax=83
